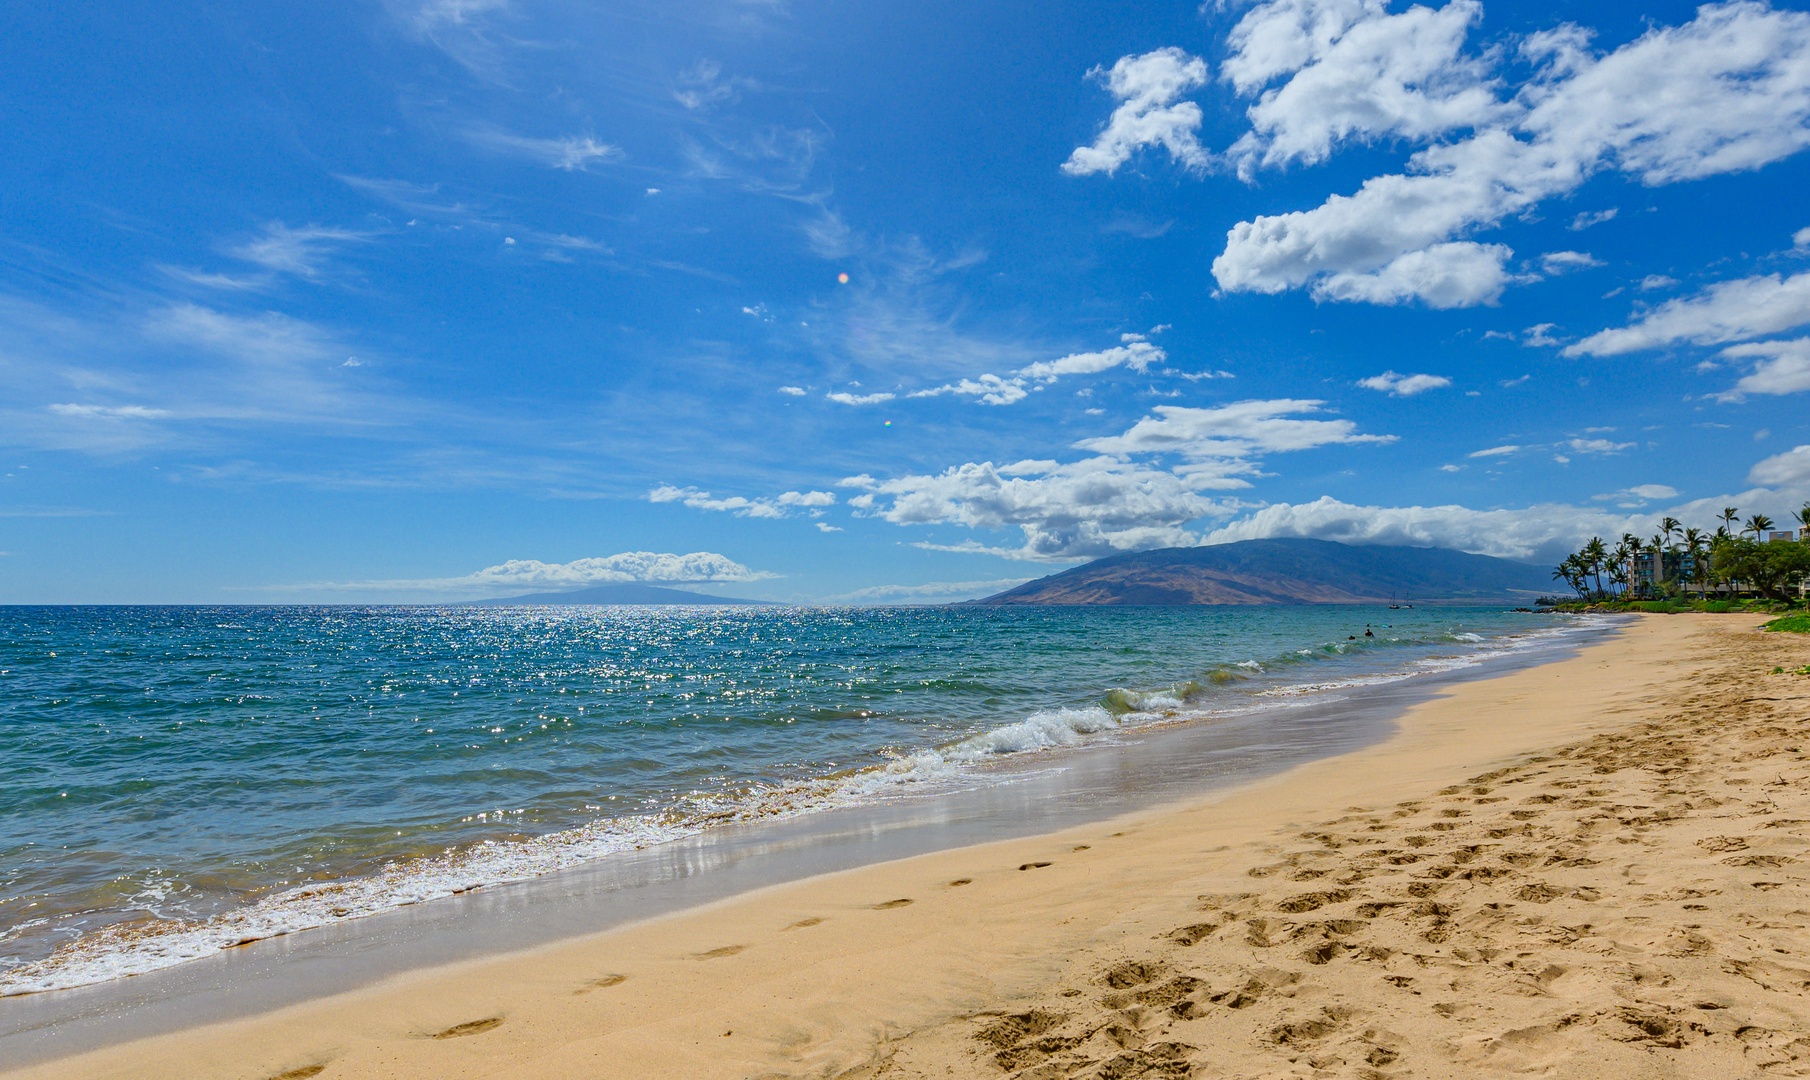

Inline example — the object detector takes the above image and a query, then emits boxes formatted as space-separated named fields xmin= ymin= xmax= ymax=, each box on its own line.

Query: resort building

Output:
xmin=1627 ymin=548 xmax=1694 ymax=596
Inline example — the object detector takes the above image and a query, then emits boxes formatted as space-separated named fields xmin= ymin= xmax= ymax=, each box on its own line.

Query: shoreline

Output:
xmin=12 ymin=614 xmax=1802 ymax=1077
xmin=1 ymin=605 xmax=1573 ymax=1003
xmin=0 ymin=612 xmax=1601 ymax=1064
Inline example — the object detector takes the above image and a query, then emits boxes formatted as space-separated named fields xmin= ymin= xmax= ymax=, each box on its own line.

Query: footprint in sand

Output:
xmin=1073 ymin=844 xmax=1091 ymax=851
xmin=695 ymin=945 xmax=747 ymax=959
xmin=948 ymin=878 xmax=972 ymax=887
xmin=1019 ymin=861 xmax=1052 ymax=871
xmin=268 ymin=1066 xmax=327 ymax=1080
xmin=785 ymin=917 xmax=824 ymax=929
xmin=576 ymin=974 xmax=626 ymax=993
xmin=872 ymin=898 xmax=914 ymax=909
xmin=428 ymin=1017 xmax=503 ymax=1039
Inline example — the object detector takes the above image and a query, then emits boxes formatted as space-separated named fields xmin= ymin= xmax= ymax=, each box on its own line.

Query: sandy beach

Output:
xmin=7 ymin=613 xmax=1808 ymax=1079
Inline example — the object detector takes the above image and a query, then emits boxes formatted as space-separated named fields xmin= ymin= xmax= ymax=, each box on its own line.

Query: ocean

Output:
xmin=0 ymin=603 xmax=1589 ymax=996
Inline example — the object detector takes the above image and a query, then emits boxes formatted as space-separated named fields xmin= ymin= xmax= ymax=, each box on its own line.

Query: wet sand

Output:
xmin=7 ymin=614 xmax=1807 ymax=1079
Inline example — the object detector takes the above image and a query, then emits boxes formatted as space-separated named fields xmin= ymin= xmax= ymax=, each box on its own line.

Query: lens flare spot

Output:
xmin=837 ymin=272 xmax=849 ymax=284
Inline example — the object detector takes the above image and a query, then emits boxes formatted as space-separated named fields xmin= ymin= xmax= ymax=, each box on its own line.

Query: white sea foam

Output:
xmin=1 ymin=614 xmax=1608 ymax=997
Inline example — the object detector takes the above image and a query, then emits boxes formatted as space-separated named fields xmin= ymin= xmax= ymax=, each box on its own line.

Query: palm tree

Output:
xmin=1747 ymin=513 xmax=1775 ymax=540
xmin=1682 ymin=527 xmax=1705 ymax=596
xmin=1721 ymin=507 xmax=1740 ymax=536
xmin=1658 ymin=517 xmax=1682 ymax=589
xmin=1552 ymin=558 xmax=1586 ymax=599
xmin=1611 ymin=535 xmax=1637 ymax=596
xmin=1583 ymin=536 xmax=1609 ymax=597
xmin=1796 ymin=503 xmax=1810 ymax=539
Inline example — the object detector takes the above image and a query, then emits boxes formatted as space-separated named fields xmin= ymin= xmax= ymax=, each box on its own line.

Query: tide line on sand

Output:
xmin=9 ymin=614 xmax=1808 ymax=1079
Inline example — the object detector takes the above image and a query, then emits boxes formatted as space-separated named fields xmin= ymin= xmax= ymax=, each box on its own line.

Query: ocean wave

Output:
xmin=0 ymin=613 xmax=1606 ymax=996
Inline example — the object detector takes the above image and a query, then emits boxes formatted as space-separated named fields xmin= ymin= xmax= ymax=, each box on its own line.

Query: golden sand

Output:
xmin=8 ymin=614 xmax=1809 ymax=1079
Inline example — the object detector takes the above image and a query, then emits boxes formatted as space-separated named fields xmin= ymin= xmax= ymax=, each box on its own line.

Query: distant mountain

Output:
xmin=971 ymin=538 xmax=1552 ymax=606
xmin=466 ymin=582 xmax=780 ymax=606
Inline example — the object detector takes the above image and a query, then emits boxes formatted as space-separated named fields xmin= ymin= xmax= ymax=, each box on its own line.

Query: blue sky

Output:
xmin=5 ymin=0 xmax=1810 ymax=602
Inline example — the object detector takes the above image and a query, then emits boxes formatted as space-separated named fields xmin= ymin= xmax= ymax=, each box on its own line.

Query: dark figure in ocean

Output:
xmin=1365 ymin=627 xmax=1374 ymax=638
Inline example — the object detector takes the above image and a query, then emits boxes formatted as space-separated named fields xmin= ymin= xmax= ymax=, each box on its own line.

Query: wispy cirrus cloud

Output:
xmin=231 ymin=223 xmax=374 ymax=279
xmin=410 ymin=0 xmax=507 ymax=33
xmin=46 ymin=403 xmax=171 ymax=420
xmin=463 ymin=127 xmax=621 ymax=171
xmin=163 ymin=223 xmax=375 ymax=293
xmin=0 ymin=289 xmax=401 ymax=458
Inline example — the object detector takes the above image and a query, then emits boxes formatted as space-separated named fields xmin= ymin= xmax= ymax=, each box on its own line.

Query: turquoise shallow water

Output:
xmin=0 ymin=603 xmax=1573 ymax=993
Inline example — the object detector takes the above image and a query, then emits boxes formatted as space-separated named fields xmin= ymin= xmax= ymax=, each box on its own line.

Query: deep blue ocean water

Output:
xmin=0 ymin=603 xmax=1580 ymax=993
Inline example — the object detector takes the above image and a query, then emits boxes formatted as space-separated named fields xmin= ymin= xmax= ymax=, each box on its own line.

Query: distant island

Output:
xmin=970 ymin=538 xmax=1552 ymax=606
xmin=465 ymin=582 xmax=780 ymax=606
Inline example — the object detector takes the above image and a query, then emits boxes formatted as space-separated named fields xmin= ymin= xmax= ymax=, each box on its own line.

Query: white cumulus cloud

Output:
xmin=907 ymin=335 xmax=1166 ymax=408
xmin=1063 ymin=48 xmax=1211 ymax=176
xmin=1566 ymin=270 xmax=1810 ymax=356
xmin=1224 ymin=0 xmax=1502 ymax=177
xmin=842 ymin=399 xmax=1393 ymax=560
xmin=469 ymin=551 xmax=769 ymax=587
xmin=1355 ymin=370 xmax=1452 ymax=396
xmin=1569 ymin=208 xmax=1618 ymax=230
xmin=1751 ymin=444 xmax=1810 ymax=487
xmin=1076 ymin=398 xmax=1393 ymax=465
xmin=1020 ymin=337 xmax=1164 ymax=381
xmin=1201 ymin=495 xmax=1652 ymax=563
xmin=1594 ymin=483 xmax=1680 ymax=507
xmin=1717 ymin=337 xmax=1810 ymax=399
xmin=649 ymin=485 xmax=836 ymax=519
xmin=844 ymin=457 xmax=1227 ymax=561
xmin=1567 ymin=437 xmax=1634 ymax=454
xmin=1540 ymin=250 xmax=1603 ymax=273
xmin=263 ymin=550 xmax=775 ymax=597
xmin=825 ymin=390 xmax=896 ymax=405
xmin=1212 ymin=2 xmax=1810 ymax=308
xmin=908 ymin=374 xmax=1030 ymax=406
